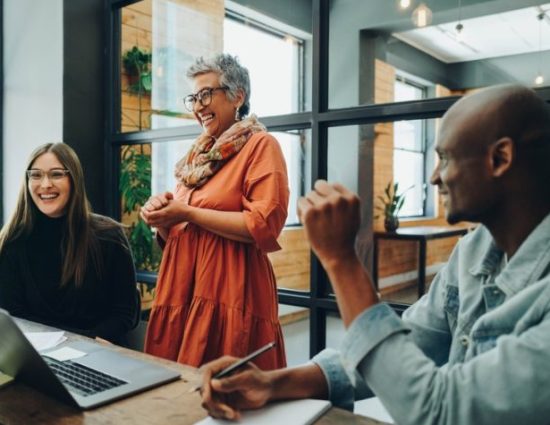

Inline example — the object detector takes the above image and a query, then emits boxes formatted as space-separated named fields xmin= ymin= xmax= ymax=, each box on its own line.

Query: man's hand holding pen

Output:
xmin=199 ymin=342 xmax=277 ymax=420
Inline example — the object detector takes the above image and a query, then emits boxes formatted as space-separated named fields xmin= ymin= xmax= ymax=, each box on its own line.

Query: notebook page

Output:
xmin=195 ymin=399 xmax=332 ymax=425
xmin=354 ymin=397 xmax=395 ymax=424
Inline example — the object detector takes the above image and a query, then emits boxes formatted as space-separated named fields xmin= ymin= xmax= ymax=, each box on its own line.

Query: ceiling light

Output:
xmin=412 ymin=3 xmax=433 ymax=28
xmin=400 ymin=0 xmax=411 ymax=9
xmin=284 ymin=35 xmax=296 ymax=45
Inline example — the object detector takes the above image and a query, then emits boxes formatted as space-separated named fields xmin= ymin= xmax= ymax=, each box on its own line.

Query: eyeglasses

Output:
xmin=27 ymin=169 xmax=70 ymax=182
xmin=183 ymin=86 xmax=228 ymax=112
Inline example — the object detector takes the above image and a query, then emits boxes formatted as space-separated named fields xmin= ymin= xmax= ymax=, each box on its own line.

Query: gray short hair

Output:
xmin=187 ymin=54 xmax=251 ymax=118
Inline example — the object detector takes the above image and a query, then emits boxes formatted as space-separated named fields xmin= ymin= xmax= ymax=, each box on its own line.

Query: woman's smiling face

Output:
xmin=191 ymin=72 xmax=242 ymax=139
xmin=28 ymin=152 xmax=71 ymax=218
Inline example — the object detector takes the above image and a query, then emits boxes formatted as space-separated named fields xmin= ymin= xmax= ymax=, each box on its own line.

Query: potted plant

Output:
xmin=122 ymin=46 xmax=152 ymax=130
xmin=376 ymin=182 xmax=410 ymax=232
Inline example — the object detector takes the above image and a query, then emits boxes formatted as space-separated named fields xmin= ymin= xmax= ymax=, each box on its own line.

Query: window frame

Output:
xmin=0 ymin=0 xmax=3 ymax=224
xmin=393 ymin=76 xmax=429 ymax=219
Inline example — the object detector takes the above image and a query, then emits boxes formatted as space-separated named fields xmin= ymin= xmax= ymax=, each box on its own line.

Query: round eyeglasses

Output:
xmin=183 ymin=86 xmax=228 ymax=112
xmin=27 ymin=169 xmax=70 ymax=182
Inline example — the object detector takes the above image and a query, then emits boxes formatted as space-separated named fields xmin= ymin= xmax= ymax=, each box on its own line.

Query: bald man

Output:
xmin=200 ymin=85 xmax=550 ymax=425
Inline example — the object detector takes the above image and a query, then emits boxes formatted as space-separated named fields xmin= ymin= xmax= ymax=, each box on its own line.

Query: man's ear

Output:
xmin=490 ymin=137 xmax=514 ymax=177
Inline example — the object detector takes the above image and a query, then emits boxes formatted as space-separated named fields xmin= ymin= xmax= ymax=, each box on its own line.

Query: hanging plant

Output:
xmin=122 ymin=46 xmax=152 ymax=130
xmin=122 ymin=46 xmax=152 ymax=94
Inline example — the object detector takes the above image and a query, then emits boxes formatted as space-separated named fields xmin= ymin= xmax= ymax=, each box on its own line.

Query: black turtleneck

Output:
xmin=0 ymin=212 xmax=139 ymax=345
xmin=27 ymin=213 xmax=66 ymax=305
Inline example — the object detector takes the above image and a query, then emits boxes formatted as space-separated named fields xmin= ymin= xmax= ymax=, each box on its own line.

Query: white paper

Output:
xmin=42 ymin=347 xmax=87 ymax=362
xmin=195 ymin=399 xmax=331 ymax=425
xmin=354 ymin=397 xmax=395 ymax=424
xmin=24 ymin=331 xmax=67 ymax=352
xmin=0 ymin=371 xmax=14 ymax=388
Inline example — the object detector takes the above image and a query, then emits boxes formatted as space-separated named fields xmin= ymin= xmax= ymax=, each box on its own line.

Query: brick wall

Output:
xmin=121 ymin=1 xmax=153 ymax=132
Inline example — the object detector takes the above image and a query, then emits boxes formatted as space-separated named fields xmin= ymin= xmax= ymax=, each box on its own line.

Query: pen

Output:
xmin=190 ymin=341 xmax=276 ymax=392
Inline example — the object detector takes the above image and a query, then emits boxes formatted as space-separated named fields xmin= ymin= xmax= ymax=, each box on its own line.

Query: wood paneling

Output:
xmin=376 ymin=235 xmax=462 ymax=278
xmin=269 ymin=227 xmax=311 ymax=291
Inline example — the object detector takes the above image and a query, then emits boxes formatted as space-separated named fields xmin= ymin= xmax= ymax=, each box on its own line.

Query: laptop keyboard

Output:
xmin=43 ymin=356 xmax=127 ymax=397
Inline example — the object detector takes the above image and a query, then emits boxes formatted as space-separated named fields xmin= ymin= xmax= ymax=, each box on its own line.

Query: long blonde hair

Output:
xmin=0 ymin=143 xmax=120 ymax=286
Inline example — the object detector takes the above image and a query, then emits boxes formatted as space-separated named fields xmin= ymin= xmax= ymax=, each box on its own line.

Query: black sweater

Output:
xmin=0 ymin=213 xmax=139 ymax=345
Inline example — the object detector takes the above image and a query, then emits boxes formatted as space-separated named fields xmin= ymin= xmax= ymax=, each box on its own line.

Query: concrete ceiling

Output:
xmin=394 ymin=3 xmax=550 ymax=63
xmin=344 ymin=0 xmax=544 ymax=33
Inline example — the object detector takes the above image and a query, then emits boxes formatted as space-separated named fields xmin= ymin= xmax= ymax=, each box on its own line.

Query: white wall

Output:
xmin=3 ymin=0 xmax=63 ymax=221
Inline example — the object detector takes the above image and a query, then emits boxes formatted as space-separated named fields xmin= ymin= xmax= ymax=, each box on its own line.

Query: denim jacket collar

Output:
xmin=468 ymin=235 xmax=503 ymax=277
xmin=469 ymin=212 xmax=550 ymax=297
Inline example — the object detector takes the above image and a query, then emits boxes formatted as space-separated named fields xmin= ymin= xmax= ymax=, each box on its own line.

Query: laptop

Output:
xmin=0 ymin=309 xmax=181 ymax=409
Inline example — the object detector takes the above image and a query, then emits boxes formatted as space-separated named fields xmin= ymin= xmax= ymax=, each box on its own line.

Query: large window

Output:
xmin=223 ymin=13 xmax=304 ymax=117
xmin=223 ymin=11 xmax=307 ymax=225
xmin=393 ymin=78 xmax=428 ymax=217
xmin=107 ymin=0 xmax=550 ymax=358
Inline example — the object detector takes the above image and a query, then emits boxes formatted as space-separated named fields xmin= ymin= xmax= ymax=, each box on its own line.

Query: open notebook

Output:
xmin=354 ymin=397 xmax=395 ymax=424
xmin=195 ymin=399 xmax=331 ymax=425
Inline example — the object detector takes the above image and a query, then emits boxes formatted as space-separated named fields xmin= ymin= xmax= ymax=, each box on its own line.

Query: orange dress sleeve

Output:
xmin=241 ymin=132 xmax=290 ymax=253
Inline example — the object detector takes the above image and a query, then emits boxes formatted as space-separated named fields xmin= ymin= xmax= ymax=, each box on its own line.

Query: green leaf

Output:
xmin=384 ymin=183 xmax=391 ymax=199
xmin=141 ymin=73 xmax=152 ymax=91
xmin=396 ymin=196 xmax=406 ymax=212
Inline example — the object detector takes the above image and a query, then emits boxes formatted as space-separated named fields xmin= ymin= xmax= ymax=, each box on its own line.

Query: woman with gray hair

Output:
xmin=141 ymin=54 xmax=288 ymax=369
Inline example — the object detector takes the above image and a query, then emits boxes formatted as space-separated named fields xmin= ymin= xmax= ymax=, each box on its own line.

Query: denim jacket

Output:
xmin=313 ymin=213 xmax=550 ymax=425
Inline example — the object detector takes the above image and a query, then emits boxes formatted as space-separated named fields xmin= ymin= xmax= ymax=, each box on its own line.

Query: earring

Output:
xmin=235 ymin=106 xmax=241 ymax=121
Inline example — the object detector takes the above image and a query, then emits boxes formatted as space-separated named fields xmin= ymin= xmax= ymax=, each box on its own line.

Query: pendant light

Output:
xmin=412 ymin=3 xmax=433 ymax=28
xmin=455 ymin=0 xmax=464 ymax=42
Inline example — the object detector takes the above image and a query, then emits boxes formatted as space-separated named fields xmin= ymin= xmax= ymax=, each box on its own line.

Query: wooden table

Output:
xmin=373 ymin=226 xmax=469 ymax=299
xmin=0 ymin=319 xmax=389 ymax=425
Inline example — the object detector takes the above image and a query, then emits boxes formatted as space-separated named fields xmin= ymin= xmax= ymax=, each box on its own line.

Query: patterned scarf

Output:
xmin=175 ymin=115 xmax=266 ymax=188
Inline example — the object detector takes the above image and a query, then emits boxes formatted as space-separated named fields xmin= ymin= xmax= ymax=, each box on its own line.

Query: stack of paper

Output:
xmin=23 ymin=331 xmax=67 ymax=352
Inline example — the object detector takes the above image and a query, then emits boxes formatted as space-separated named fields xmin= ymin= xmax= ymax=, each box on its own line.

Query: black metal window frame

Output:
xmin=105 ymin=0 xmax=550 ymax=358
xmin=0 ymin=0 xmax=3 ymax=224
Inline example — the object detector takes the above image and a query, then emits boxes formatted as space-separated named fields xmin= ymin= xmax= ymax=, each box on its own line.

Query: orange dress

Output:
xmin=144 ymin=132 xmax=289 ymax=369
